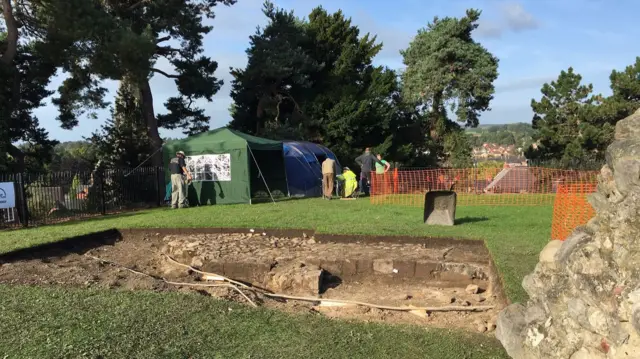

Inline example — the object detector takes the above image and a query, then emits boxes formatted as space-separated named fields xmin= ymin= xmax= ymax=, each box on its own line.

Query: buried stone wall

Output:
xmin=496 ymin=109 xmax=640 ymax=358
xmin=159 ymin=233 xmax=494 ymax=296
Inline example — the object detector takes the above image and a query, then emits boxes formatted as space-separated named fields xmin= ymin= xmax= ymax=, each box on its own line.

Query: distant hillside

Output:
xmin=466 ymin=123 xmax=534 ymax=148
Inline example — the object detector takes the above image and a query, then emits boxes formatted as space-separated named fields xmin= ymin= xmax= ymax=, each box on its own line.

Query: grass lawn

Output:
xmin=0 ymin=285 xmax=510 ymax=358
xmin=0 ymin=199 xmax=552 ymax=358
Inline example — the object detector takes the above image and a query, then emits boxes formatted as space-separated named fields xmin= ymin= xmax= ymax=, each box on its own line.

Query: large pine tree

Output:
xmin=229 ymin=2 xmax=425 ymax=166
xmin=527 ymin=68 xmax=596 ymax=164
xmin=0 ymin=0 xmax=71 ymax=172
xmin=229 ymin=1 xmax=322 ymax=138
xmin=600 ymin=57 xmax=640 ymax=124
xmin=400 ymin=9 xmax=499 ymax=167
xmin=89 ymin=79 xmax=152 ymax=168
xmin=51 ymin=0 xmax=236 ymax=167
xmin=527 ymin=59 xmax=640 ymax=166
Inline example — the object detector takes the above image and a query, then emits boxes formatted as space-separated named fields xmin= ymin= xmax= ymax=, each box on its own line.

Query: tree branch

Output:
xmin=127 ymin=0 xmax=150 ymax=11
xmin=275 ymin=96 xmax=282 ymax=122
xmin=156 ymin=35 xmax=171 ymax=43
xmin=1 ymin=0 xmax=19 ymax=65
xmin=151 ymin=68 xmax=180 ymax=79
xmin=155 ymin=46 xmax=182 ymax=56
xmin=156 ymin=46 xmax=180 ymax=52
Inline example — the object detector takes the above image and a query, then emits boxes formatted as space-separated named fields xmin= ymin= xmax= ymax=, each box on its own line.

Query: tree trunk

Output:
xmin=1 ymin=0 xmax=19 ymax=65
xmin=429 ymin=92 xmax=443 ymax=140
xmin=139 ymin=80 xmax=163 ymax=167
xmin=1 ymin=0 xmax=20 ymax=171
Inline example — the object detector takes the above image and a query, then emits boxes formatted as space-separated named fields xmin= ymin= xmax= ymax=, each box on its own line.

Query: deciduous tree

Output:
xmin=48 ymin=141 xmax=98 ymax=172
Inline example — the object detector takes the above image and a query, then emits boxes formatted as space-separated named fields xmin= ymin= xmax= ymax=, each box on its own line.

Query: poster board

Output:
xmin=185 ymin=154 xmax=231 ymax=181
xmin=0 ymin=182 xmax=16 ymax=209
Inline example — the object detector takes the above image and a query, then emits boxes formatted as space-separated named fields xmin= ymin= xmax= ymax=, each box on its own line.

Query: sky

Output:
xmin=32 ymin=0 xmax=640 ymax=142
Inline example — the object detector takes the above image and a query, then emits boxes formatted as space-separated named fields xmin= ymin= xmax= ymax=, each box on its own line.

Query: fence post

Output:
xmin=474 ymin=161 xmax=478 ymax=194
xmin=16 ymin=173 xmax=29 ymax=228
xmin=100 ymin=172 xmax=106 ymax=215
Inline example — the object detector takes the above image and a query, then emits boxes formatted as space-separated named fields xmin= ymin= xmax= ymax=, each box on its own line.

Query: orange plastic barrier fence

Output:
xmin=370 ymin=166 xmax=598 ymax=207
xmin=550 ymin=183 xmax=597 ymax=241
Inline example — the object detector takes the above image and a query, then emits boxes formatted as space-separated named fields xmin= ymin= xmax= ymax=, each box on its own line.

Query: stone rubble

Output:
xmin=159 ymin=233 xmax=493 ymax=297
xmin=466 ymin=284 xmax=480 ymax=294
xmin=265 ymin=262 xmax=323 ymax=296
xmin=160 ymin=234 xmax=472 ymax=265
xmin=496 ymin=108 xmax=640 ymax=358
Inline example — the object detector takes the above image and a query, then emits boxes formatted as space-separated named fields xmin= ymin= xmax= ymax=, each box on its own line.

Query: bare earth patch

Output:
xmin=0 ymin=231 xmax=505 ymax=333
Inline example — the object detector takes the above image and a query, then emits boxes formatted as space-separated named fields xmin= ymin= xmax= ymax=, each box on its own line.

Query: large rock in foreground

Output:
xmin=496 ymin=109 xmax=640 ymax=358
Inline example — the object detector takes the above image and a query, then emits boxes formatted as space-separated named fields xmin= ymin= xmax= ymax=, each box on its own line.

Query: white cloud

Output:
xmin=501 ymin=2 xmax=538 ymax=31
xmin=474 ymin=1 xmax=538 ymax=38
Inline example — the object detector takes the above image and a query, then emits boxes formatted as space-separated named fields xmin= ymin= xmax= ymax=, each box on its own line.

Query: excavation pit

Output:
xmin=0 ymin=229 xmax=507 ymax=331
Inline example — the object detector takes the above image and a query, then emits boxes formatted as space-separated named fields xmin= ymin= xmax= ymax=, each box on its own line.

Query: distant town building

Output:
xmin=472 ymin=143 xmax=523 ymax=163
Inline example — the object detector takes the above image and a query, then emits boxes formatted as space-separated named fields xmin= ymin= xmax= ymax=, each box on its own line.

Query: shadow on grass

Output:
xmin=0 ymin=229 xmax=121 ymax=263
xmin=455 ymin=216 xmax=490 ymax=225
xmin=10 ymin=211 xmax=152 ymax=232
xmin=251 ymin=195 xmax=320 ymax=204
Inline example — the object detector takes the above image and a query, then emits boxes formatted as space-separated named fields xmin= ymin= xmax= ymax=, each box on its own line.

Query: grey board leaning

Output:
xmin=423 ymin=190 xmax=457 ymax=226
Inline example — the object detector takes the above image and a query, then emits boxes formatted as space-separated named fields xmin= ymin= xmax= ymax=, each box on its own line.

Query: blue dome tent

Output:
xmin=283 ymin=141 xmax=341 ymax=197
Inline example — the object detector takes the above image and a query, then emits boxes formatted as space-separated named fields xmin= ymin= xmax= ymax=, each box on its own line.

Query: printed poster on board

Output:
xmin=0 ymin=182 xmax=16 ymax=209
xmin=185 ymin=154 xmax=231 ymax=181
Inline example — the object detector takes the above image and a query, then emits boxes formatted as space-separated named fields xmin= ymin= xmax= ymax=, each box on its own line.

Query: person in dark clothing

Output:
xmin=355 ymin=148 xmax=384 ymax=196
xmin=169 ymin=151 xmax=192 ymax=208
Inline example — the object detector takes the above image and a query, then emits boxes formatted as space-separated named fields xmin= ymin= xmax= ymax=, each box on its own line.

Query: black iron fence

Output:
xmin=0 ymin=167 xmax=165 ymax=229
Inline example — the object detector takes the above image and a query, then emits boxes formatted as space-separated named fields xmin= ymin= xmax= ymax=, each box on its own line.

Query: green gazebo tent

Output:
xmin=163 ymin=128 xmax=288 ymax=205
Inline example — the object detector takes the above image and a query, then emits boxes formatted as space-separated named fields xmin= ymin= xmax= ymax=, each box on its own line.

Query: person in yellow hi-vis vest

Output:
xmin=337 ymin=167 xmax=358 ymax=198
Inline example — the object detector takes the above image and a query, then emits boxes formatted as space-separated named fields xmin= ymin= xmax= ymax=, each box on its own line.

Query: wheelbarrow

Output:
xmin=423 ymin=183 xmax=457 ymax=226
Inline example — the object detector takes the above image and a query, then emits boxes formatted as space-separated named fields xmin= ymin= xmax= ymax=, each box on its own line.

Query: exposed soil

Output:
xmin=0 ymin=231 xmax=504 ymax=333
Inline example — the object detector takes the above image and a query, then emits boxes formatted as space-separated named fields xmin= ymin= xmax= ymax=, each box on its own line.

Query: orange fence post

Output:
xmin=393 ymin=168 xmax=398 ymax=194
xmin=369 ymin=172 xmax=376 ymax=204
